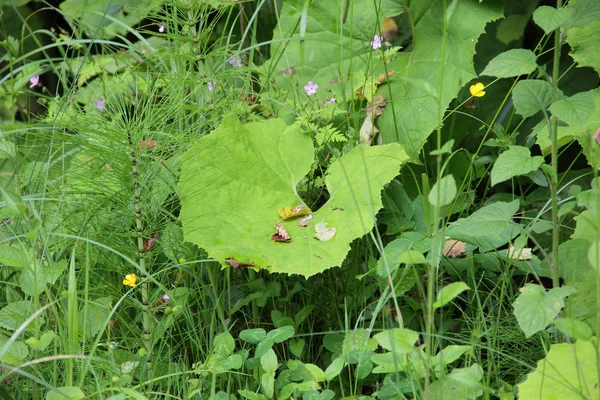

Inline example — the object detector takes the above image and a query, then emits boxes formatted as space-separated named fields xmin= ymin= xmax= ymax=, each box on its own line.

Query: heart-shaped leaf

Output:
xmin=178 ymin=116 xmax=408 ymax=277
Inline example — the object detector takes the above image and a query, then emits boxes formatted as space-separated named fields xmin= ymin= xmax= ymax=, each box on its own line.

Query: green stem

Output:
xmin=128 ymin=131 xmax=153 ymax=379
xmin=549 ymin=1 xmax=563 ymax=290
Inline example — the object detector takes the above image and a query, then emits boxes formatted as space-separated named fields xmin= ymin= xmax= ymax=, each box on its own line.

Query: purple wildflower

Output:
xmin=94 ymin=98 xmax=105 ymax=112
xmin=304 ymin=81 xmax=318 ymax=96
xmin=228 ymin=56 xmax=242 ymax=67
xmin=371 ymin=35 xmax=382 ymax=50
xmin=207 ymin=80 xmax=217 ymax=91
xmin=159 ymin=22 xmax=165 ymax=33
xmin=29 ymin=76 xmax=40 ymax=89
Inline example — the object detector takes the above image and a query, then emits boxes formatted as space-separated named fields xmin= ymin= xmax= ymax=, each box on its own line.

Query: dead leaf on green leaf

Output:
xmin=279 ymin=204 xmax=311 ymax=219
xmin=226 ymin=257 xmax=255 ymax=268
xmin=507 ymin=244 xmax=533 ymax=260
xmin=297 ymin=214 xmax=312 ymax=227
xmin=272 ymin=222 xmax=292 ymax=243
xmin=443 ymin=238 xmax=466 ymax=258
xmin=360 ymin=95 xmax=387 ymax=145
xmin=314 ymin=221 xmax=336 ymax=241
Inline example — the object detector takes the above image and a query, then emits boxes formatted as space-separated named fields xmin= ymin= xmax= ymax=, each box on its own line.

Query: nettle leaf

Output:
xmin=517 ymin=339 xmax=599 ymax=399
xmin=445 ymin=200 xmax=521 ymax=252
xmin=491 ymin=145 xmax=545 ymax=186
xmin=566 ymin=0 xmax=600 ymax=74
xmin=512 ymin=79 xmax=553 ymax=118
xmin=178 ymin=116 xmax=408 ymax=277
xmin=481 ymin=49 xmax=538 ymax=78
xmin=378 ymin=0 xmax=503 ymax=155
xmin=533 ymin=6 xmax=572 ymax=34
xmin=549 ymin=91 xmax=595 ymax=125
xmin=513 ymin=284 xmax=576 ymax=338
xmin=536 ymin=88 xmax=600 ymax=169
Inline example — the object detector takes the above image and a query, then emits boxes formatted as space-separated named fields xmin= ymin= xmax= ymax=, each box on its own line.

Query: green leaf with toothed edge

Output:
xmin=178 ymin=116 xmax=409 ymax=278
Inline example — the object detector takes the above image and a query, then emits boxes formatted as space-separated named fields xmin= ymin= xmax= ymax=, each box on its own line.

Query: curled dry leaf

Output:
xmin=297 ymin=214 xmax=312 ymax=227
xmin=279 ymin=204 xmax=311 ymax=219
xmin=314 ymin=221 xmax=336 ymax=241
xmin=507 ymin=244 xmax=533 ymax=260
xmin=360 ymin=95 xmax=387 ymax=145
xmin=272 ymin=222 xmax=292 ymax=242
xmin=226 ymin=257 xmax=255 ymax=268
xmin=143 ymin=231 xmax=159 ymax=252
xmin=376 ymin=71 xmax=395 ymax=84
xmin=443 ymin=238 xmax=466 ymax=258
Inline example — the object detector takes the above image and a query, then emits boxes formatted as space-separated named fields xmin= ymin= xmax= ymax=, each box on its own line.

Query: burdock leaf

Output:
xmin=178 ymin=116 xmax=408 ymax=277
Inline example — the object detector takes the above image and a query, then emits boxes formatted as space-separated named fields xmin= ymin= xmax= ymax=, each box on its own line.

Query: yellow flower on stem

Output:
xmin=469 ymin=82 xmax=486 ymax=98
xmin=123 ymin=273 xmax=137 ymax=287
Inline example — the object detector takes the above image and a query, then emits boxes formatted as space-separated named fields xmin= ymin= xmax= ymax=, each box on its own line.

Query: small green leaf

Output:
xmin=294 ymin=305 xmax=314 ymax=327
xmin=433 ymin=282 xmax=470 ymax=309
xmin=289 ymin=338 xmax=305 ymax=358
xmin=428 ymin=174 xmax=457 ymax=207
xmin=325 ymin=357 xmax=345 ymax=382
xmin=1 ymin=189 xmax=29 ymax=218
xmin=553 ymin=318 xmax=593 ymax=341
xmin=261 ymin=371 xmax=275 ymax=398
xmin=513 ymin=284 xmax=576 ymax=338
xmin=429 ymin=364 xmax=483 ymax=400
xmin=266 ymin=325 xmax=295 ymax=343
xmin=0 ymin=141 xmax=16 ymax=159
xmin=491 ymin=146 xmax=545 ymax=186
xmin=0 ymin=336 xmax=28 ymax=365
xmin=549 ymin=91 xmax=595 ymax=125
xmin=46 ymin=386 xmax=85 ymax=400
xmin=446 ymin=200 xmax=521 ymax=252
xmin=260 ymin=348 xmax=278 ymax=373
xmin=26 ymin=331 xmax=57 ymax=351
xmin=430 ymin=139 xmax=454 ymax=156
xmin=213 ymin=331 xmax=235 ymax=360
xmin=0 ymin=244 xmax=30 ymax=269
xmin=533 ymin=6 xmax=572 ymax=34
xmin=239 ymin=328 xmax=267 ymax=344
xmin=512 ymin=79 xmax=553 ymax=118
xmin=303 ymin=363 xmax=326 ymax=382
xmin=396 ymin=250 xmax=427 ymax=264
xmin=373 ymin=328 xmax=419 ymax=353
xmin=481 ymin=49 xmax=537 ymax=78
xmin=0 ymin=301 xmax=38 ymax=331
xmin=254 ymin=337 xmax=274 ymax=359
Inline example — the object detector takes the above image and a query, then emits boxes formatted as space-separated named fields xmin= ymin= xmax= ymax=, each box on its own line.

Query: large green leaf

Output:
xmin=536 ymin=88 xmax=600 ymax=169
xmin=513 ymin=284 xmax=576 ymax=338
xmin=178 ymin=116 xmax=408 ymax=277
xmin=261 ymin=0 xmax=401 ymax=108
xmin=566 ymin=0 xmax=600 ymax=75
xmin=262 ymin=0 xmax=502 ymax=156
xmin=377 ymin=0 xmax=503 ymax=155
xmin=445 ymin=200 xmax=521 ymax=252
xmin=481 ymin=49 xmax=538 ymax=78
xmin=490 ymin=145 xmax=544 ymax=186
xmin=517 ymin=339 xmax=600 ymax=399
xmin=60 ymin=0 xmax=159 ymax=39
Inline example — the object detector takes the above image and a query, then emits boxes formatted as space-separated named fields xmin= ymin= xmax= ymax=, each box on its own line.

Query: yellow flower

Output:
xmin=123 ymin=273 xmax=137 ymax=287
xmin=469 ymin=82 xmax=486 ymax=98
